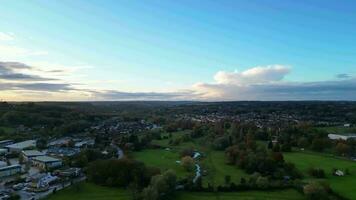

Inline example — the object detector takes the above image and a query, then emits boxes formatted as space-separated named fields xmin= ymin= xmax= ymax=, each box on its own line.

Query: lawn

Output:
xmin=46 ymin=182 xmax=130 ymax=200
xmin=137 ymin=131 xmax=248 ymax=186
xmin=316 ymin=126 xmax=356 ymax=134
xmin=47 ymin=182 xmax=304 ymax=200
xmin=284 ymin=151 xmax=356 ymax=199
xmin=175 ymin=189 xmax=305 ymax=200
xmin=0 ymin=126 xmax=14 ymax=134
xmin=201 ymin=150 xmax=247 ymax=187
xmin=133 ymin=148 xmax=190 ymax=178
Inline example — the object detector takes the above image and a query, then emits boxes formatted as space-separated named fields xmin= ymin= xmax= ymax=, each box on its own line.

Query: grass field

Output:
xmin=46 ymin=183 xmax=130 ymax=200
xmin=202 ymin=150 xmax=247 ymax=186
xmin=175 ymin=189 xmax=305 ymax=200
xmin=316 ymin=126 xmax=356 ymax=134
xmin=137 ymin=131 xmax=247 ymax=186
xmin=47 ymin=182 xmax=305 ymax=200
xmin=284 ymin=151 xmax=356 ymax=199
xmin=0 ymin=126 xmax=14 ymax=134
xmin=133 ymin=148 xmax=190 ymax=178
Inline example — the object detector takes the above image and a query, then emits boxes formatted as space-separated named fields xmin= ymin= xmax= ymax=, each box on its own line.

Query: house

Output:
xmin=0 ymin=148 xmax=8 ymax=155
xmin=21 ymin=150 xmax=45 ymax=162
xmin=0 ymin=164 xmax=21 ymax=178
xmin=74 ymin=139 xmax=95 ymax=148
xmin=328 ymin=134 xmax=356 ymax=141
xmin=0 ymin=161 xmax=7 ymax=168
xmin=32 ymin=156 xmax=62 ymax=170
xmin=5 ymin=140 xmax=36 ymax=153
xmin=0 ymin=140 xmax=13 ymax=148
xmin=56 ymin=168 xmax=81 ymax=177
xmin=47 ymin=137 xmax=72 ymax=147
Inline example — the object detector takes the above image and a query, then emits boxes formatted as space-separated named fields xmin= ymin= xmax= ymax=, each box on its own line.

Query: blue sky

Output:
xmin=0 ymin=0 xmax=356 ymax=101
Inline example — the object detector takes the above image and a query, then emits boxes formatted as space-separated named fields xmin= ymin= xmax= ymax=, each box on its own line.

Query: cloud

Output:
xmin=1 ymin=61 xmax=356 ymax=101
xmin=0 ymin=82 xmax=72 ymax=92
xmin=0 ymin=32 xmax=14 ymax=41
xmin=93 ymin=90 xmax=196 ymax=101
xmin=193 ymin=65 xmax=356 ymax=101
xmin=0 ymin=62 xmax=56 ymax=81
xmin=214 ymin=65 xmax=290 ymax=85
xmin=336 ymin=73 xmax=351 ymax=79
xmin=0 ymin=44 xmax=48 ymax=59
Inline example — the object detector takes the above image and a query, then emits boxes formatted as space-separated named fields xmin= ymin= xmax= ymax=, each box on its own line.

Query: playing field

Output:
xmin=175 ymin=189 xmax=305 ymax=200
xmin=133 ymin=148 xmax=191 ymax=178
xmin=202 ymin=150 xmax=247 ymax=186
xmin=46 ymin=183 xmax=130 ymax=200
xmin=284 ymin=151 xmax=356 ymax=199
xmin=137 ymin=131 xmax=247 ymax=185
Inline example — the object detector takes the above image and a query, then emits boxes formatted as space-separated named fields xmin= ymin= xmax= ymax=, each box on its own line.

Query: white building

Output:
xmin=21 ymin=150 xmax=45 ymax=162
xmin=328 ymin=134 xmax=356 ymax=141
xmin=5 ymin=140 xmax=36 ymax=153
xmin=32 ymin=156 xmax=62 ymax=170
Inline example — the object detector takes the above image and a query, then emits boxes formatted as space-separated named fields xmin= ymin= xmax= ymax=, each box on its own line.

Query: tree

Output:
xmin=256 ymin=176 xmax=269 ymax=189
xmin=181 ymin=156 xmax=195 ymax=172
xmin=224 ymin=175 xmax=231 ymax=185
xmin=335 ymin=142 xmax=351 ymax=156
xmin=303 ymin=182 xmax=329 ymax=200
xmin=142 ymin=170 xmax=177 ymax=200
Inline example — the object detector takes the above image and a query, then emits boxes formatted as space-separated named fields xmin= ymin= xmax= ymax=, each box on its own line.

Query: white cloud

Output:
xmin=0 ymin=44 xmax=48 ymax=58
xmin=214 ymin=65 xmax=290 ymax=85
xmin=0 ymin=32 xmax=14 ymax=41
xmin=192 ymin=65 xmax=356 ymax=101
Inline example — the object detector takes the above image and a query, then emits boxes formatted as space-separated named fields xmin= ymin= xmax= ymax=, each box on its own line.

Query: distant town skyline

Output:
xmin=0 ymin=0 xmax=356 ymax=101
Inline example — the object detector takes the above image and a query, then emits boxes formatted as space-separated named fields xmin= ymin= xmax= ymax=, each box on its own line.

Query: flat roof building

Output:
xmin=32 ymin=156 xmax=62 ymax=170
xmin=0 ymin=164 xmax=21 ymax=178
xmin=21 ymin=150 xmax=45 ymax=162
xmin=0 ymin=140 xmax=13 ymax=148
xmin=5 ymin=140 xmax=36 ymax=153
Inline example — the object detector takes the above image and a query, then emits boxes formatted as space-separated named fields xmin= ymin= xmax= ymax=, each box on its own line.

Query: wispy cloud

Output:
xmin=0 ymin=32 xmax=14 ymax=41
xmin=1 ymin=61 xmax=356 ymax=101
xmin=0 ymin=62 xmax=56 ymax=81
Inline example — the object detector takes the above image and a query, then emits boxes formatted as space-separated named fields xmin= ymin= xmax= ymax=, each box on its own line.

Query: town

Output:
xmin=0 ymin=101 xmax=355 ymax=200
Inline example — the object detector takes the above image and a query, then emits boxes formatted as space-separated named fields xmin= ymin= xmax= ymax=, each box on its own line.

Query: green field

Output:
xmin=133 ymin=148 xmax=191 ymax=178
xmin=202 ymin=150 xmax=247 ymax=186
xmin=316 ymin=126 xmax=356 ymax=134
xmin=175 ymin=189 xmax=305 ymax=200
xmin=46 ymin=183 xmax=130 ymax=200
xmin=136 ymin=131 xmax=247 ymax=186
xmin=0 ymin=126 xmax=14 ymax=134
xmin=284 ymin=151 xmax=356 ymax=199
xmin=47 ymin=183 xmax=304 ymax=200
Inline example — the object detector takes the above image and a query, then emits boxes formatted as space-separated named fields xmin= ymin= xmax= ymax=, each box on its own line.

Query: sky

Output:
xmin=0 ymin=0 xmax=356 ymax=101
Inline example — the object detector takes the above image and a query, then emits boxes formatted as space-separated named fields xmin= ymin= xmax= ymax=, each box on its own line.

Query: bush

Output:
xmin=181 ymin=156 xmax=195 ymax=172
xmin=308 ymin=168 xmax=325 ymax=178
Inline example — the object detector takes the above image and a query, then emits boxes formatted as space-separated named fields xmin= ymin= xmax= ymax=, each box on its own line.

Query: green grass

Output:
xmin=138 ymin=131 xmax=247 ymax=187
xmin=175 ymin=189 xmax=305 ymax=200
xmin=133 ymin=148 xmax=190 ymax=178
xmin=46 ymin=182 xmax=130 ymax=200
xmin=0 ymin=126 xmax=14 ymax=134
xmin=202 ymin=150 xmax=247 ymax=187
xmin=284 ymin=151 xmax=356 ymax=199
xmin=316 ymin=126 xmax=356 ymax=135
xmin=47 ymin=183 xmax=304 ymax=200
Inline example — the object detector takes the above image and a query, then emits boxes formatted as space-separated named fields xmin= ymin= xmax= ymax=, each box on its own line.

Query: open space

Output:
xmin=284 ymin=151 xmax=356 ymax=199
xmin=46 ymin=183 xmax=130 ymax=200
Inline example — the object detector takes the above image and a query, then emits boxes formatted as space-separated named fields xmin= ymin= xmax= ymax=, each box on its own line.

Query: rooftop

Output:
xmin=33 ymin=156 xmax=61 ymax=163
xmin=6 ymin=140 xmax=36 ymax=149
xmin=22 ymin=150 xmax=45 ymax=157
